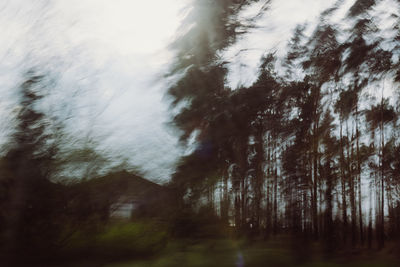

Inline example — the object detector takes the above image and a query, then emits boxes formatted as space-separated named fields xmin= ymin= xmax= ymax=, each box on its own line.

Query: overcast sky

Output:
xmin=0 ymin=0 xmax=191 ymax=182
xmin=2 ymin=0 xmax=386 ymax=182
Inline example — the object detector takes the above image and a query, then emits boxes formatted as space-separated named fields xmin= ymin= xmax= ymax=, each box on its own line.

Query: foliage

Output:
xmin=167 ymin=0 xmax=400 ymax=254
xmin=60 ymin=221 xmax=168 ymax=261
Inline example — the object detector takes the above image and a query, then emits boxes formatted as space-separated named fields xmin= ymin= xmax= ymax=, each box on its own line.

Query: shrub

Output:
xmin=61 ymin=221 xmax=168 ymax=260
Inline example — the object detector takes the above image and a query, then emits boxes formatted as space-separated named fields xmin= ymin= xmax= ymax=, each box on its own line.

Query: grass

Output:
xmin=39 ymin=231 xmax=400 ymax=266
xmin=103 ymin=238 xmax=400 ymax=267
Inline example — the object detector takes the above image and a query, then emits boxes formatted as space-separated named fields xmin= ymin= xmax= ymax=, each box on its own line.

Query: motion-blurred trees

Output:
xmin=0 ymin=71 xmax=66 ymax=259
xmin=167 ymin=0 xmax=400 ymax=252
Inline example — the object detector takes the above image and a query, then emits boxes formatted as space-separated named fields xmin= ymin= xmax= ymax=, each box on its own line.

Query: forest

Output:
xmin=2 ymin=0 xmax=400 ymax=266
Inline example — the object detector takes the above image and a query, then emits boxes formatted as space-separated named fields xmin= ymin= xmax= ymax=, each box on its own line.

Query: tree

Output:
xmin=0 ymin=70 xmax=66 ymax=260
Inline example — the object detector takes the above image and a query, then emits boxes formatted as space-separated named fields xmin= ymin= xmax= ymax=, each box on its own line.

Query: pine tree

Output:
xmin=1 ymin=71 xmax=63 ymax=260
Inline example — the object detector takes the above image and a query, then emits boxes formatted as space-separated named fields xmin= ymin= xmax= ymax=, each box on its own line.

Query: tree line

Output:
xmin=168 ymin=0 xmax=400 ymax=251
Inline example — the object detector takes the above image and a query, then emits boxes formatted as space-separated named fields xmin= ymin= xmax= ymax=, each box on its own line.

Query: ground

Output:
xmin=55 ymin=238 xmax=400 ymax=267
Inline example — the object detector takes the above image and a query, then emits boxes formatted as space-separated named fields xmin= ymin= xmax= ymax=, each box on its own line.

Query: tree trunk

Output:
xmin=346 ymin=119 xmax=357 ymax=246
xmin=356 ymin=105 xmax=364 ymax=245
xmin=339 ymin=119 xmax=348 ymax=245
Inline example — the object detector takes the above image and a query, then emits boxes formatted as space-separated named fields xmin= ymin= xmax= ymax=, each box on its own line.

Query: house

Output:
xmin=79 ymin=170 xmax=173 ymax=220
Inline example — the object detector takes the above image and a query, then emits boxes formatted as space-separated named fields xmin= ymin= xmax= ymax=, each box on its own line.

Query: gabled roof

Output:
xmin=80 ymin=170 xmax=170 ymax=200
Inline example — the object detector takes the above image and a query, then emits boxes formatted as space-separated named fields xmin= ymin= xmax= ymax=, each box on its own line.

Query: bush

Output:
xmin=62 ymin=221 xmax=168 ymax=260
xmin=96 ymin=222 xmax=168 ymax=257
xmin=171 ymin=205 xmax=229 ymax=238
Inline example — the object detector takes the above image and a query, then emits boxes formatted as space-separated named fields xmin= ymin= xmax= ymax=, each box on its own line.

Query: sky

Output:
xmin=2 ymin=0 xmax=388 ymax=183
xmin=223 ymin=0 xmax=343 ymax=89
xmin=0 ymin=0 xmax=187 ymax=183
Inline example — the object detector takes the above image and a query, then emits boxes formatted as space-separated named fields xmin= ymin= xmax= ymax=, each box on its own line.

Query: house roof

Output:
xmin=79 ymin=170 xmax=170 ymax=202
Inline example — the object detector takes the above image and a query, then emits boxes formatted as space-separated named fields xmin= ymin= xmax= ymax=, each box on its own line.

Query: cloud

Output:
xmin=222 ymin=0 xmax=338 ymax=89
xmin=0 ymin=0 xmax=186 ymax=182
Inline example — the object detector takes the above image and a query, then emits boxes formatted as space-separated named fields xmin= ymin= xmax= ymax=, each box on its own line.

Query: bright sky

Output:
xmin=2 ymin=0 xmax=385 ymax=183
xmin=0 ymin=0 xmax=187 ymax=182
xmin=222 ymin=0 xmax=340 ymax=89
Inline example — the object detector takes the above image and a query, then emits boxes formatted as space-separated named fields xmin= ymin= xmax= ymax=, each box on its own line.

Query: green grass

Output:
xmin=57 ymin=220 xmax=168 ymax=263
xmin=48 ymin=234 xmax=400 ymax=266
xmin=104 ymin=239 xmax=399 ymax=267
